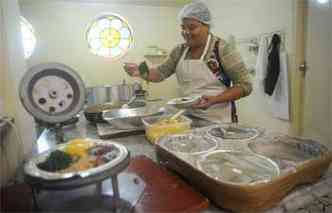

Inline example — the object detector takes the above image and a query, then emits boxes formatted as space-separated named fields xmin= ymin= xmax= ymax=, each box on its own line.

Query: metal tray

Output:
xmin=156 ymin=128 xmax=332 ymax=212
xmin=24 ymin=139 xmax=129 ymax=180
xmin=102 ymin=104 xmax=163 ymax=129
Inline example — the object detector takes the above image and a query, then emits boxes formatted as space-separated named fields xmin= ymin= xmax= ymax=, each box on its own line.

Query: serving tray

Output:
xmin=156 ymin=124 xmax=332 ymax=212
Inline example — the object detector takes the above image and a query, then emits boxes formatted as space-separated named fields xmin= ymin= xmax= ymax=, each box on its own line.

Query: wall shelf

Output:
xmin=144 ymin=54 xmax=168 ymax=64
xmin=144 ymin=54 xmax=167 ymax=58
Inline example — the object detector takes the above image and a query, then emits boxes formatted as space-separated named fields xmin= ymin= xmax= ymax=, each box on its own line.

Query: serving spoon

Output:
xmin=169 ymin=109 xmax=186 ymax=121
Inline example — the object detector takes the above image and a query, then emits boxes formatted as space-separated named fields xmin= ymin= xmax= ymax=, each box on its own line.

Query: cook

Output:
xmin=123 ymin=0 xmax=252 ymax=123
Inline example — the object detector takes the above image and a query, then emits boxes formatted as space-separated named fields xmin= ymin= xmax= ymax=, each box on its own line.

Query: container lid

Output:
xmin=207 ymin=125 xmax=260 ymax=141
xmin=197 ymin=150 xmax=280 ymax=185
xmin=160 ymin=134 xmax=218 ymax=155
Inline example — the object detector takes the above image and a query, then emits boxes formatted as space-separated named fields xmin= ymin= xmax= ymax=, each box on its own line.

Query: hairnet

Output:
xmin=178 ymin=0 xmax=211 ymax=25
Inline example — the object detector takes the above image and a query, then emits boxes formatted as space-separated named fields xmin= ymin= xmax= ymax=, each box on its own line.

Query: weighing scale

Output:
xmin=19 ymin=62 xmax=86 ymax=142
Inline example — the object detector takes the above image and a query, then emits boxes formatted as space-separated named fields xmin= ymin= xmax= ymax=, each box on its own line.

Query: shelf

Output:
xmin=144 ymin=54 xmax=168 ymax=65
xmin=144 ymin=54 xmax=167 ymax=58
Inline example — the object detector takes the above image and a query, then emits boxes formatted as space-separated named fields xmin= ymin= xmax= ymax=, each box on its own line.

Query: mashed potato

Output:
xmin=64 ymin=138 xmax=95 ymax=158
xmin=145 ymin=117 xmax=191 ymax=144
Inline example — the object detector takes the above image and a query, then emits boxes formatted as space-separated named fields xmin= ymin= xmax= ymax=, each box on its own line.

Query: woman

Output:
xmin=124 ymin=1 xmax=252 ymax=123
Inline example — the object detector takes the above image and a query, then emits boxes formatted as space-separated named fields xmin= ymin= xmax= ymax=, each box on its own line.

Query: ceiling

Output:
xmin=19 ymin=0 xmax=192 ymax=7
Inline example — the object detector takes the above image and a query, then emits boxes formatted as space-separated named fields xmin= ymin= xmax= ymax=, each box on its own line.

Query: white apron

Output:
xmin=175 ymin=35 xmax=232 ymax=123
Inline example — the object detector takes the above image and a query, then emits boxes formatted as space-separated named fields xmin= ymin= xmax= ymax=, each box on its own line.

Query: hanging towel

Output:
xmin=264 ymin=34 xmax=281 ymax=95
xmin=255 ymin=37 xmax=268 ymax=93
xmin=271 ymin=51 xmax=290 ymax=120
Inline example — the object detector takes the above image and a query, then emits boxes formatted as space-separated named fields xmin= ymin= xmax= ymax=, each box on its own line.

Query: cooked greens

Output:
xmin=37 ymin=150 xmax=73 ymax=172
xmin=138 ymin=61 xmax=149 ymax=79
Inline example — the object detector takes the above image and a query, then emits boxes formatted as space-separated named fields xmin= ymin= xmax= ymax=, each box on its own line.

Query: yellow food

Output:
xmin=64 ymin=138 xmax=95 ymax=158
xmin=60 ymin=156 xmax=96 ymax=173
xmin=145 ymin=117 xmax=191 ymax=144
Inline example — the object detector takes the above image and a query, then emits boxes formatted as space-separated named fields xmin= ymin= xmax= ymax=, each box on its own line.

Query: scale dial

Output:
xmin=19 ymin=63 xmax=86 ymax=124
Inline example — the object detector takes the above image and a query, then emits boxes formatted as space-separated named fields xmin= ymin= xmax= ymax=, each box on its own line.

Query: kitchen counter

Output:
xmin=32 ymin=117 xmax=332 ymax=213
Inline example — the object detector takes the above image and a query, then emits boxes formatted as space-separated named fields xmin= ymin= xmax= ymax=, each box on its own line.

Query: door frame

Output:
xmin=291 ymin=0 xmax=307 ymax=136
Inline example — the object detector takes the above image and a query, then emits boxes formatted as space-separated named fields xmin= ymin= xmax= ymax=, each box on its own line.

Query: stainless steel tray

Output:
xmin=156 ymin=127 xmax=332 ymax=212
xmin=102 ymin=104 xmax=163 ymax=129
xmin=24 ymin=139 xmax=129 ymax=180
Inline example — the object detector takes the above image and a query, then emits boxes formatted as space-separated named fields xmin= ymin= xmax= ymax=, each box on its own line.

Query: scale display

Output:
xmin=19 ymin=63 xmax=86 ymax=124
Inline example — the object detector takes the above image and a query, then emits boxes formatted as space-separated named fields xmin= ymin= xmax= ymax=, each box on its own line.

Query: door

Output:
xmin=302 ymin=0 xmax=332 ymax=147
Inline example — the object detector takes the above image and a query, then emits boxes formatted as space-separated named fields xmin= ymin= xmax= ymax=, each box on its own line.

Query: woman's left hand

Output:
xmin=192 ymin=95 xmax=216 ymax=110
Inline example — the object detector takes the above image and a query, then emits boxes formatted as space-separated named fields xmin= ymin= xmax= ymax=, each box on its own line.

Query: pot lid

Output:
xmin=19 ymin=63 xmax=86 ymax=124
xmin=197 ymin=150 xmax=280 ymax=185
xmin=160 ymin=134 xmax=218 ymax=155
xmin=207 ymin=124 xmax=260 ymax=141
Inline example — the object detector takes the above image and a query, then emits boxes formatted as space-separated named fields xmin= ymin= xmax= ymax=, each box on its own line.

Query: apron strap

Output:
xmin=200 ymin=34 xmax=211 ymax=60
xmin=213 ymin=40 xmax=238 ymax=123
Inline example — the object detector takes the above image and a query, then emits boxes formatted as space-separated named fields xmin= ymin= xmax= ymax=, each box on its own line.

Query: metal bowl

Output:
xmin=86 ymin=82 xmax=142 ymax=106
xmin=24 ymin=139 xmax=129 ymax=180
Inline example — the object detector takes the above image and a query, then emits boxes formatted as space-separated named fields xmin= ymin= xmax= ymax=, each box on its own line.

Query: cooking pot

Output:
xmin=86 ymin=81 xmax=142 ymax=106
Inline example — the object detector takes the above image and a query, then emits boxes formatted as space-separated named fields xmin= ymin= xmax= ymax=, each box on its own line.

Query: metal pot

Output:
xmin=86 ymin=81 xmax=142 ymax=106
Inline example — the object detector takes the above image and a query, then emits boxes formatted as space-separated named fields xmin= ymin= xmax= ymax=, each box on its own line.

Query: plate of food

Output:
xmin=167 ymin=95 xmax=201 ymax=109
xmin=24 ymin=138 xmax=129 ymax=180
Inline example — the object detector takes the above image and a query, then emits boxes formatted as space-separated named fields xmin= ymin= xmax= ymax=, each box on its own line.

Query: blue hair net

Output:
xmin=178 ymin=0 xmax=211 ymax=25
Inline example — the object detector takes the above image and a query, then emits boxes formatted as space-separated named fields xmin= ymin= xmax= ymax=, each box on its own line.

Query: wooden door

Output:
xmin=300 ymin=0 xmax=331 ymax=147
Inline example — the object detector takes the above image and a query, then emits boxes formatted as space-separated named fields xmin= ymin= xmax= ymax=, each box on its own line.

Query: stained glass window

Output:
xmin=20 ymin=16 xmax=36 ymax=59
xmin=86 ymin=14 xmax=133 ymax=59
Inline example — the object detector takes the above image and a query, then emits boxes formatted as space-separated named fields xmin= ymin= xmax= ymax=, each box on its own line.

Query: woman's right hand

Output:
xmin=123 ymin=62 xmax=140 ymax=77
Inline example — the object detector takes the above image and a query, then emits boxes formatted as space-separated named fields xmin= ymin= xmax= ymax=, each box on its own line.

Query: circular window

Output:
xmin=86 ymin=14 xmax=134 ymax=59
xmin=20 ymin=16 xmax=36 ymax=59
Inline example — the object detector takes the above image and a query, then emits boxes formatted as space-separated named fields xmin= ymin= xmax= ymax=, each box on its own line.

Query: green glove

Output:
xmin=138 ymin=61 xmax=149 ymax=80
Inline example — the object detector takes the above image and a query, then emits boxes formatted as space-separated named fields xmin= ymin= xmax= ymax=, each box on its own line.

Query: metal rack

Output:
xmin=236 ymin=29 xmax=286 ymax=54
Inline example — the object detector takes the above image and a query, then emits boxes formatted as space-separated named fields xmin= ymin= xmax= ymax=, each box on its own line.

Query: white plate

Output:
xmin=167 ymin=95 xmax=201 ymax=109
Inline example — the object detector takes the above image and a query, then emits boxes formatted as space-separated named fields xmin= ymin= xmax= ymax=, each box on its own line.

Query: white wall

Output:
xmin=0 ymin=7 xmax=5 ymax=116
xmin=20 ymin=0 xmax=182 ymax=99
xmin=206 ymin=0 xmax=294 ymax=133
xmin=0 ymin=0 xmax=36 ymax=186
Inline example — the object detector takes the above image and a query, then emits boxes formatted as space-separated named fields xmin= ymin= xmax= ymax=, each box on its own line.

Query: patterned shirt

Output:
xmin=156 ymin=33 xmax=253 ymax=97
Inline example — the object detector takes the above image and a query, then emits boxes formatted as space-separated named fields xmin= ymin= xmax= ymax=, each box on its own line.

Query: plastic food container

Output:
xmin=142 ymin=115 xmax=192 ymax=144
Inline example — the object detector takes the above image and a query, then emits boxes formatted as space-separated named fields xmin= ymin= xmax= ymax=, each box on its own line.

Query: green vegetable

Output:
xmin=37 ymin=150 xmax=73 ymax=172
xmin=138 ymin=61 xmax=149 ymax=79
